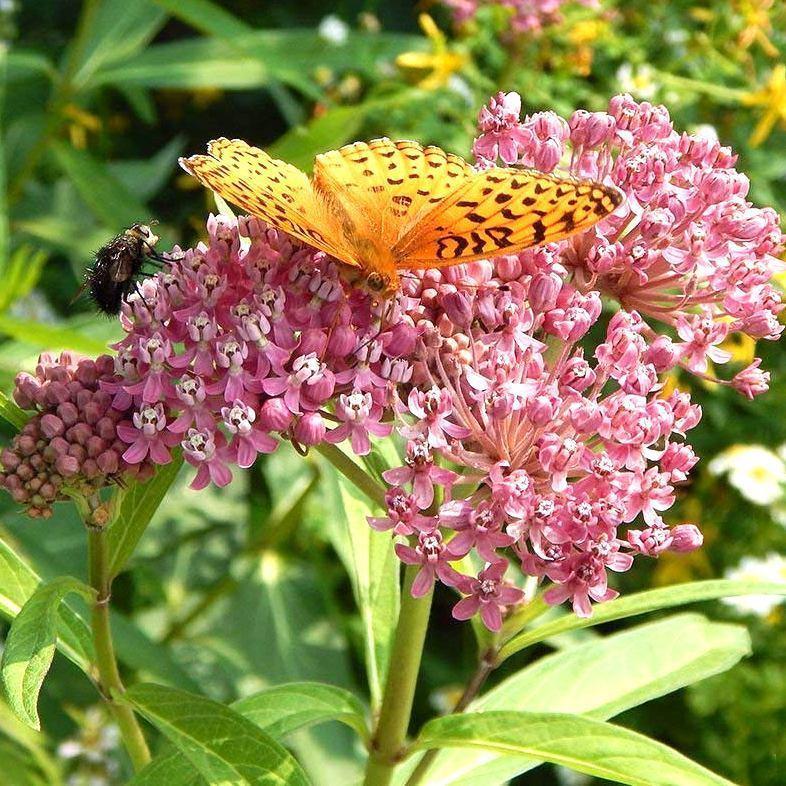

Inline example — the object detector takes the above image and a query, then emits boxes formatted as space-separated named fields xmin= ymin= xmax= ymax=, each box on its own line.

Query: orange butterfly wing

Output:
xmin=313 ymin=137 xmax=474 ymax=225
xmin=179 ymin=138 xmax=355 ymax=265
xmin=393 ymin=167 xmax=623 ymax=267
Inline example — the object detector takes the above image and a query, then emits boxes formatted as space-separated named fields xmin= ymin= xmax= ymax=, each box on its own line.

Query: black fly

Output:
xmin=83 ymin=223 xmax=165 ymax=315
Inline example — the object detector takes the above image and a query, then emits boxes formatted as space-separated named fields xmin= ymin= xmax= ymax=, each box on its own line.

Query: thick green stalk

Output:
xmin=87 ymin=527 xmax=151 ymax=771
xmin=314 ymin=442 xmax=387 ymax=506
xmin=363 ymin=564 xmax=433 ymax=786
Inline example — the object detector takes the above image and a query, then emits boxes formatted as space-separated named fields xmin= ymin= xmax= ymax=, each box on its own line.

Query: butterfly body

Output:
xmin=180 ymin=137 xmax=622 ymax=298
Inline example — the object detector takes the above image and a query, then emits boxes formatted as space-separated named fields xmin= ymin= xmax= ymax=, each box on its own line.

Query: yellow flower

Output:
xmin=63 ymin=103 xmax=101 ymax=150
xmin=719 ymin=331 xmax=756 ymax=364
xmin=565 ymin=19 xmax=609 ymax=77
xmin=736 ymin=0 xmax=779 ymax=57
xmin=741 ymin=64 xmax=786 ymax=146
xmin=396 ymin=14 xmax=467 ymax=90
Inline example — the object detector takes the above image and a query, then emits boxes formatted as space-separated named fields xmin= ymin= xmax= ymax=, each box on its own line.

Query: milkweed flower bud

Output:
xmin=0 ymin=353 xmax=155 ymax=518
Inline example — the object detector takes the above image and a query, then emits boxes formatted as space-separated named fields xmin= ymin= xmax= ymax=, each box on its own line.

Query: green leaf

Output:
xmin=0 ymin=314 xmax=110 ymax=355
xmin=123 ymin=683 xmax=311 ymax=785
xmin=498 ymin=579 xmax=786 ymax=661
xmin=406 ymin=614 xmax=750 ymax=786
xmin=232 ymin=682 xmax=368 ymax=742
xmin=0 ymin=536 xmax=188 ymax=692
xmin=269 ymin=106 xmax=367 ymax=172
xmin=5 ymin=50 xmax=57 ymax=85
xmin=324 ymin=467 xmax=399 ymax=710
xmin=52 ymin=142 xmax=151 ymax=229
xmin=150 ymin=0 xmax=250 ymax=38
xmin=0 ymin=391 xmax=28 ymax=430
xmin=1 ymin=576 xmax=94 ymax=729
xmin=109 ymin=611 xmax=201 ymax=693
xmin=70 ymin=0 xmax=167 ymax=90
xmin=0 ymin=540 xmax=94 ymax=674
xmin=92 ymin=30 xmax=422 ymax=92
xmin=0 ymin=246 xmax=49 ymax=313
xmin=107 ymin=136 xmax=186 ymax=203
xmin=108 ymin=456 xmax=184 ymax=578
xmin=0 ymin=45 xmax=8 ymax=279
xmin=413 ymin=711 xmax=736 ymax=786
xmin=133 ymin=682 xmax=369 ymax=785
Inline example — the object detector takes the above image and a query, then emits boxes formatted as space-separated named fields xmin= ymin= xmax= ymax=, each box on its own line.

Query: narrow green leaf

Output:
xmin=150 ymin=0 xmax=250 ymax=37
xmin=108 ymin=136 xmax=186 ymax=203
xmin=232 ymin=682 xmax=368 ymax=742
xmin=108 ymin=456 xmax=184 ymax=578
xmin=1 ymin=576 xmax=94 ymax=729
xmin=409 ymin=614 xmax=750 ymax=786
xmin=269 ymin=106 xmax=367 ymax=172
xmin=6 ymin=50 xmax=57 ymax=85
xmin=0 ymin=314 xmax=110 ymax=355
xmin=0 ymin=540 xmax=94 ymax=674
xmin=0 ymin=537 xmax=189 ymax=692
xmin=92 ymin=30 xmax=422 ymax=91
xmin=70 ymin=0 xmax=167 ymax=89
xmin=0 ymin=246 xmax=49 ymax=312
xmin=498 ymin=579 xmax=786 ymax=661
xmin=123 ymin=683 xmax=311 ymax=786
xmin=132 ymin=682 xmax=369 ymax=785
xmin=0 ymin=44 xmax=9 ymax=279
xmin=0 ymin=391 xmax=29 ymax=430
xmin=325 ymin=469 xmax=400 ymax=710
xmin=413 ymin=711 xmax=736 ymax=786
xmin=52 ymin=142 xmax=151 ymax=229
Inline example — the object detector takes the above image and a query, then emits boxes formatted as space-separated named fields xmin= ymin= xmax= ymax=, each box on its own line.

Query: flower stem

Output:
xmin=363 ymin=564 xmax=433 ymax=786
xmin=403 ymin=649 xmax=497 ymax=786
xmin=87 ymin=527 xmax=151 ymax=772
xmin=313 ymin=442 xmax=387 ymax=506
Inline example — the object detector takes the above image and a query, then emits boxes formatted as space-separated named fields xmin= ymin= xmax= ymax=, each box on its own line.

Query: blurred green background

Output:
xmin=1 ymin=1 xmax=785 ymax=784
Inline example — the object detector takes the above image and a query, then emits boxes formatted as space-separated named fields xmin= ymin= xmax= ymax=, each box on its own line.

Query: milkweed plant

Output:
xmin=1 ymin=86 xmax=786 ymax=786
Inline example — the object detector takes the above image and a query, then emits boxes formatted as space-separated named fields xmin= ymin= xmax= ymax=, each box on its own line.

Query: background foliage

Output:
xmin=0 ymin=0 xmax=785 ymax=784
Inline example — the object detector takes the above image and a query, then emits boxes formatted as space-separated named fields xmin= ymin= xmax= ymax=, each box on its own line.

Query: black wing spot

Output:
xmin=456 ymin=200 xmax=479 ymax=208
xmin=467 ymin=212 xmax=486 ymax=223
xmin=495 ymin=192 xmax=512 ymax=203
xmin=486 ymin=226 xmax=514 ymax=249
xmin=532 ymin=220 xmax=547 ymax=243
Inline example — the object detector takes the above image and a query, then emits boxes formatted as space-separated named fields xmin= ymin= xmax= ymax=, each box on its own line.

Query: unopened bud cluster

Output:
xmin=0 ymin=353 xmax=154 ymax=517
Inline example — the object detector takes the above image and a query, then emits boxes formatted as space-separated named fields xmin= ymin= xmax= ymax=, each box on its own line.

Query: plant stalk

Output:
xmin=313 ymin=442 xmax=387 ymax=506
xmin=363 ymin=564 xmax=433 ymax=786
xmin=403 ymin=649 xmax=496 ymax=786
xmin=87 ymin=527 xmax=151 ymax=771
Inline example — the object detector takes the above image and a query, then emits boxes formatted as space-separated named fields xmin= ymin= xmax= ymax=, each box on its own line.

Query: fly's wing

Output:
xmin=179 ymin=138 xmax=355 ymax=264
xmin=392 ymin=167 xmax=623 ymax=268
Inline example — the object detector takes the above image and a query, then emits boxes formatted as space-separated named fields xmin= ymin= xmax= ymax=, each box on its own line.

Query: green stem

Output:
xmin=403 ymin=649 xmax=496 ymax=786
xmin=87 ymin=528 xmax=151 ymax=772
xmin=313 ymin=442 xmax=387 ymax=506
xmin=363 ymin=564 xmax=433 ymax=786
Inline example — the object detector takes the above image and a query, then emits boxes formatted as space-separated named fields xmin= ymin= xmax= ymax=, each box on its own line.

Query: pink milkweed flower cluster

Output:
xmin=444 ymin=0 xmax=597 ymax=34
xmin=473 ymin=92 xmax=785 ymax=397
xmin=0 ymin=353 xmax=156 ymax=518
xmin=105 ymin=214 xmax=405 ymax=492
xmin=2 ymin=93 xmax=781 ymax=631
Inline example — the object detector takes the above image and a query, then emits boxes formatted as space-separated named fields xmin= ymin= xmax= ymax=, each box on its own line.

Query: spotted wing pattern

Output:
xmin=393 ymin=167 xmax=623 ymax=267
xmin=179 ymin=138 xmax=354 ymax=264
xmin=313 ymin=138 xmax=474 ymax=226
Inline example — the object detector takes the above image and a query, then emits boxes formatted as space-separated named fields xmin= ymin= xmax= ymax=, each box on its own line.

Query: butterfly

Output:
xmin=179 ymin=137 xmax=622 ymax=299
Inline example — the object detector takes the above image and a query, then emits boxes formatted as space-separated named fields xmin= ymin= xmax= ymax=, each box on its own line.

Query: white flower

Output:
xmin=318 ymin=15 xmax=349 ymax=45
xmin=723 ymin=553 xmax=786 ymax=616
xmin=708 ymin=445 xmax=786 ymax=505
xmin=616 ymin=63 xmax=658 ymax=100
